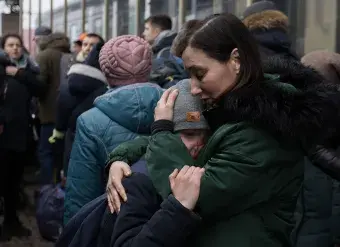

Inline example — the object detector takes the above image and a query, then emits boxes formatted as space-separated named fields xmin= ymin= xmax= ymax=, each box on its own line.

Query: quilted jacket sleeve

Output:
xmin=64 ymin=116 xmax=106 ymax=224
xmin=106 ymin=136 xmax=149 ymax=170
xmin=309 ymin=145 xmax=340 ymax=181
xmin=145 ymin=132 xmax=195 ymax=198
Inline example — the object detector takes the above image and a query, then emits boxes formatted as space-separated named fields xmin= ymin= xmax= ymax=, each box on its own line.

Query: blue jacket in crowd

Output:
xmin=64 ymin=83 xmax=163 ymax=224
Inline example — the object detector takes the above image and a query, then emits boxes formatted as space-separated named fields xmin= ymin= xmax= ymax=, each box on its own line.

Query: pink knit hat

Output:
xmin=99 ymin=35 xmax=152 ymax=86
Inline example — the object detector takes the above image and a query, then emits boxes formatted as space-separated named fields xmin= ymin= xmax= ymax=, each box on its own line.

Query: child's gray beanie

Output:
xmin=172 ymin=79 xmax=209 ymax=132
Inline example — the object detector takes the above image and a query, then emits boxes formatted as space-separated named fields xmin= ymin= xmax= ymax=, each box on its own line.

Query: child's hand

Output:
xmin=106 ymin=161 xmax=132 ymax=213
xmin=169 ymin=166 xmax=205 ymax=210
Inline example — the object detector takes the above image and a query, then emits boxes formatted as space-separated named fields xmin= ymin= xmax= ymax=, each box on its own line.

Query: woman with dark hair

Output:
xmin=0 ymin=33 xmax=43 ymax=241
xmin=106 ymin=14 xmax=340 ymax=247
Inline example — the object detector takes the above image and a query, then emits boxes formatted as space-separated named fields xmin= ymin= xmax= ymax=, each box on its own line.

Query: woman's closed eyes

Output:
xmin=187 ymin=66 xmax=207 ymax=82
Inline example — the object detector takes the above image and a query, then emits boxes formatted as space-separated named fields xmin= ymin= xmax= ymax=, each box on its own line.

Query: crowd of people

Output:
xmin=1 ymin=1 xmax=340 ymax=246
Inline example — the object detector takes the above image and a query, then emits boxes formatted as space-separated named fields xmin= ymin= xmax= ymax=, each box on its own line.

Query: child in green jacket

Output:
xmin=106 ymin=79 xmax=210 ymax=209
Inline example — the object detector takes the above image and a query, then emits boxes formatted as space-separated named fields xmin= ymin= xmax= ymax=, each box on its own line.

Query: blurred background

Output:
xmin=0 ymin=0 xmax=339 ymax=57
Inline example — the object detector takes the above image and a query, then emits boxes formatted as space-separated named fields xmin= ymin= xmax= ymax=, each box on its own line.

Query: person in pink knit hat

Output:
xmin=99 ymin=35 xmax=152 ymax=87
xmin=64 ymin=35 xmax=164 ymax=224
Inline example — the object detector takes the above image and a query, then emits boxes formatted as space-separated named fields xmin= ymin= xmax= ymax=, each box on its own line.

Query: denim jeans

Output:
xmin=38 ymin=124 xmax=54 ymax=185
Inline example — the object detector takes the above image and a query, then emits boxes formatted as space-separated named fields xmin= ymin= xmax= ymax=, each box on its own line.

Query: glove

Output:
xmin=48 ymin=129 xmax=65 ymax=144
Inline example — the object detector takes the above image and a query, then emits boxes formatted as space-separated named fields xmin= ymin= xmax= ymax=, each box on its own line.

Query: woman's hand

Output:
xmin=5 ymin=66 xmax=18 ymax=76
xmin=154 ymin=88 xmax=179 ymax=121
xmin=169 ymin=166 xmax=205 ymax=210
xmin=106 ymin=161 xmax=132 ymax=213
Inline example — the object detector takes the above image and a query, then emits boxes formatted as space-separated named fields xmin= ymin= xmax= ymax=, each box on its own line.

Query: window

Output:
xmin=70 ymin=24 xmax=78 ymax=41
xmin=196 ymin=0 xmax=213 ymax=18
xmin=94 ymin=18 xmax=102 ymax=35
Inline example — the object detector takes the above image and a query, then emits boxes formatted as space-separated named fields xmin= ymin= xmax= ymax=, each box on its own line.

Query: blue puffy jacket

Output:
xmin=64 ymin=83 xmax=163 ymax=224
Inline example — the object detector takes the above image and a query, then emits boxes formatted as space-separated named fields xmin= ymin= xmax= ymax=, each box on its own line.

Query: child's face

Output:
xmin=179 ymin=129 xmax=207 ymax=159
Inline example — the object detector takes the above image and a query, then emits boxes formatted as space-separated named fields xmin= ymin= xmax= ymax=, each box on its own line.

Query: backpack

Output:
xmin=36 ymin=184 xmax=65 ymax=242
xmin=150 ymin=52 xmax=188 ymax=89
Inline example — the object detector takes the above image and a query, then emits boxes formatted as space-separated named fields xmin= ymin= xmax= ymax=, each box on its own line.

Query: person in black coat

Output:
xmin=49 ymin=42 xmax=108 ymax=176
xmin=0 ymin=33 xmax=43 ymax=241
xmin=105 ymin=167 xmax=202 ymax=247
xmin=53 ymin=41 xmax=106 ymax=136
xmin=290 ymin=50 xmax=340 ymax=247
xmin=56 ymin=166 xmax=201 ymax=247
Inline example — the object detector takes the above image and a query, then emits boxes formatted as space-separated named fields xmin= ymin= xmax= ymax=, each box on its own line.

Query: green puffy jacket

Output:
xmin=108 ymin=121 xmax=304 ymax=247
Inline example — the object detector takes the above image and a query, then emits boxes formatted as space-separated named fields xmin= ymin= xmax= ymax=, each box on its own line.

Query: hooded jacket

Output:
xmin=35 ymin=33 xmax=71 ymax=124
xmin=64 ymin=83 xmax=163 ymax=224
xmin=152 ymin=30 xmax=177 ymax=58
xmin=55 ymin=63 xmax=108 ymax=132
xmin=243 ymin=10 xmax=299 ymax=60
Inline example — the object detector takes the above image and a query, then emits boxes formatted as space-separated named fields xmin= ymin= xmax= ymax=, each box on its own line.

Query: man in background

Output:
xmin=32 ymin=26 xmax=52 ymax=55
xmin=75 ymin=33 xmax=104 ymax=62
xmin=35 ymin=32 xmax=71 ymax=185
xmin=143 ymin=14 xmax=176 ymax=58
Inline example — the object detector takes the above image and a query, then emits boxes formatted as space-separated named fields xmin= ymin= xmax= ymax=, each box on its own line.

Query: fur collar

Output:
xmin=243 ymin=10 xmax=289 ymax=32
xmin=68 ymin=63 xmax=108 ymax=85
xmin=204 ymin=55 xmax=340 ymax=147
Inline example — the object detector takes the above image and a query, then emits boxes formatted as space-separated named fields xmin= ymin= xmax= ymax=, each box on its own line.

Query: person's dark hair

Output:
xmin=171 ymin=14 xmax=223 ymax=58
xmin=1 ymin=33 xmax=23 ymax=49
xmin=189 ymin=14 xmax=264 ymax=88
xmin=73 ymin=40 xmax=82 ymax=46
xmin=171 ymin=19 xmax=202 ymax=58
xmin=145 ymin=14 xmax=172 ymax=31
xmin=85 ymin=33 xmax=105 ymax=44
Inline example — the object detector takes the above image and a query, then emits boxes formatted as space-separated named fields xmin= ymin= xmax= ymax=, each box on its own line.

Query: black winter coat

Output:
xmin=262 ymin=55 xmax=340 ymax=179
xmin=109 ymin=173 xmax=201 ymax=247
xmin=55 ymin=42 xmax=106 ymax=132
xmin=57 ymin=173 xmax=200 ymax=247
xmin=63 ymin=85 xmax=107 ymax=176
xmin=55 ymin=63 xmax=107 ymax=132
xmin=292 ymin=158 xmax=340 ymax=247
xmin=262 ymin=55 xmax=340 ymax=247
xmin=0 ymin=54 xmax=42 ymax=151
